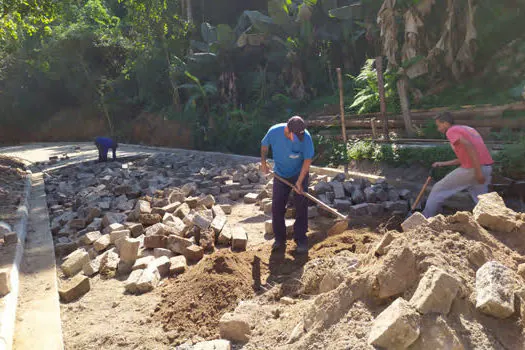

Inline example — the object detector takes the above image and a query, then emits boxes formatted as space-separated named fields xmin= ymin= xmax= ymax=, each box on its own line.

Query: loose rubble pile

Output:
xmin=46 ymin=152 xmax=412 ymax=302
xmin=46 ymin=153 xmax=271 ymax=300
xmin=208 ymin=192 xmax=525 ymax=350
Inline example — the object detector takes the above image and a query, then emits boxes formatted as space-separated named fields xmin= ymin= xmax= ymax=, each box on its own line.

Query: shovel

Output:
xmin=406 ymin=168 xmax=436 ymax=218
xmin=269 ymin=171 xmax=350 ymax=236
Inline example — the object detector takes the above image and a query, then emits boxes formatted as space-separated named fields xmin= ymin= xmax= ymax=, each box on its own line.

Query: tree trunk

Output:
xmin=186 ymin=0 xmax=193 ymax=23
xmin=376 ymin=57 xmax=389 ymax=140
xmin=396 ymin=73 xmax=415 ymax=136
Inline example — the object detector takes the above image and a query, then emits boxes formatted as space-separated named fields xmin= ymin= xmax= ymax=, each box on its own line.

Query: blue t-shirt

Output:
xmin=95 ymin=137 xmax=115 ymax=150
xmin=261 ymin=123 xmax=315 ymax=178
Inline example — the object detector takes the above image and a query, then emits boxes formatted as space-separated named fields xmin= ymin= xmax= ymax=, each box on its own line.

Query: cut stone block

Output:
xmin=110 ymin=230 xmax=130 ymax=244
xmin=220 ymin=204 xmax=232 ymax=215
xmin=136 ymin=266 xmax=160 ymax=293
xmin=59 ymin=274 xmax=90 ymax=302
xmin=330 ymin=182 xmax=345 ymax=199
xmin=82 ymin=255 xmax=102 ymax=276
xmin=211 ymin=214 xmax=227 ymax=234
xmin=184 ymin=245 xmax=204 ymax=262
xmin=197 ymin=195 xmax=216 ymax=208
xmin=175 ymin=203 xmax=191 ymax=219
xmin=62 ymin=249 xmax=90 ymax=277
xmin=151 ymin=207 xmax=166 ymax=217
xmin=170 ymin=256 xmax=187 ymax=275
xmin=145 ymin=223 xmax=173 ymax=237
xmin=102 ymin=223 xmax=125 ymax=235
xmin=119 ymin=237 xmax=140 ymax=262
xmin=409 ymin=316 xmax=464 ymax=350
xmin=244 ymin=193 xmax=259 ymax=204
xmin=374 ymin=232 xmax=395 ymax=256
xmin=167 ymin=235 xmax=193 ymax=254
xmin=69 ymin=218 xmax=87 ymax=230
xmin=350 ymin=203 xmax=369 ymax=216
xmin=129 ymin=200 xmax=151 ymax=221
xmin=164 ymin=217 xmax=187 ymax=236
xmin=162 ymin=202 xmax=181 ymax=214
xmin=376 ymin=244 xmax=417 ymax=299
xmin=144 ymin=235 xmax=167 ymax=249
xmin=124 ymin=269 xmax=143 ymax=294
xmin=409 ymin=266 xmax=461 ymax=315
xmin=139 ymin=213 xmax=162 ymax=226
xmin=133 ymin=256 xmax=155 ymax=271
xmin=232 ymin=226 xmax=248 ymax=251
xmin=265 ymin=220 xmax=273 ymax=235
xmin=192 ymin=340 xmax=231 ymax=350
xmin=0 ymin=269 xmax=10 ymax=296
xmin=334 ymin=199 xmax=352 ymax=212
xmin=368 ymin=298 xmax=420 ymax=349
xmin=402 ymin=212 xmax=429 ymax=232
xmin=100 ymin=249 xmax=119 ymax=277
xmin=218 ymin=224 xmax=233 ymax=245
xmin=124 ymin=222 xmax=144 ymax=238
xmin=473 ymin=192 xmax=520 ymax=233
xmin=3 ymin=231 xmax=18 ymax=245
xmin=219 ymin=312 xmax=251 ymax=343
xmin=102 ymin=212 xmax=127 ymax=228
xmin=82 ymin=231 xmax=101 ymax=245
xmin=153 ymin=248 xmax=173 ymax=258
xmin=192 ymin=213 xmax=212 ymax=230
xmin=476 ymin=261 xmax=515 ymax=318
xmin=152 ymin=256 xmax=171 ymax=277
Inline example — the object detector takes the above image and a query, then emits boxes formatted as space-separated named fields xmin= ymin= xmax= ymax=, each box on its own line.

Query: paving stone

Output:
xmin=133 ymin=256 xmax=156 ymax=271
xmin=82 ymin=255 xmax=102 ymax=276
xmin=364 ymin=187 xmax=377 ymax=203
xmin=184 ymin=245 xmax=204 ymax=262
xmin=154 ymin=248 xmax=173 ymax=258
xmin=265 ymin=220 xmax=273 ymax=235
xmin=120 ymin=237 xmax=140 ymax=262
xmin=175 ymin=203 xmax=191 ymax=219
xmin=151 ymin=207 xmax=167 ymax=217
xmin=388 ymin=189 xmax=400 ymax=201
xmin=55 ymin=242 xmax=79 ymax=257
xmin=199 ymin=228 xmax=215 ymax=251
xmin=81 ymin=231 xmax=101 ymax=245
xmin=124 ymin=269 xmax=144 ymax=294
xmin=232 ymin=226 xmax=248 ymax=251
xmin=145 ymin=223 xmax=173 ymax=237
xmin=334 ymin=199 xmax=352 ymax=212
xmin=69 ymin=218 xmax=87 ymax=230
xmin=117 ymin=259 xmax=134 ymax=275
xmin=374 ymin=232 xmax=395 ymax=256
xmin=100 ymin=249 xmax=119 ymax=277
xmin=308 ymin=206 xmax=318 ymax=218
xmin=192 ymin=213 xmax=212 ymax=230
xmin=219 ymin=205 xmax=232 ymax=215
xmin=330 ymin=182 xmax=346 ymax=199
xmin=169 ymin=189 xmax=186 ymax=204
xmin=102 ymin=223 xmax=125 ymax=235
xmin=169 ymin=256 xmax=187 ymax=275
xmin=351 ymin=189 xmax=365 ymax=204
xmin=244 ymin=193 xmax=259 ymax=204
xmin=368 ymin=203 xmax=383 ymax=215
xmin=368 ymin=298 xmax=420 ymax=349
xmin=139 ymin=213 xmax=162 ymax=226
xmin=152 ymin=256 xmax=171 ymax=277
xmin=473 ymin=192 xmax=520 ymax=233
xmin=376 ymin=244 xmax=417 ymax=299
xmin=410 ymin=266 xmax=461 ymax=315
xmin=197 ymin=195 xmax=216 ymax=208
xmin=402 ymin=212 xmax=429 ymax=232
xmin=314 ymin=182 xmax=331 ymax=195
xmin=62 ymin=249 xmax=90 ymax=277
xmin=384 ymin=200 xmax=409 ymax=214
xmin=136 ymin=265 xmax=161 ymax=293
xmin=124 ymin=222 xmax=144 ymax=238
xmin=349 ymin=203 xmax=369 ymax=216
xmin=162 ymin=202 xmax=182 ymax=214
xmin=0 ymin=269 xmax=10 ymax=296
xmin=144 ymin=235 xmax=167 ymax=249
xmin=218 ymin=224 xmax=233 ymax=245
xmin=3 ymin=231 xmax=18 ymax=245
xmin=59 ymin=274 xmax=90 ymax=302
xmin=285 ymin=207 xmax=296 ymax=219
xmin=476 ymin=261 xmax=516 ymax=318
xmin=399 ymin=189 xmax=411 ymax=200
xmin=219 ymin=312 xmax=251 ymax=343
xmin=185 ymin=197 xmax=199 ymax=208
xmin=212 ymin=205 xmax=226 ymax=217
xmin=167 ymin=235 xmax=193 ymax=254
xmin=102 ymin=212 xmax=127 ymax=227
xmin=110 ymin=230 xmax=130 ymax=244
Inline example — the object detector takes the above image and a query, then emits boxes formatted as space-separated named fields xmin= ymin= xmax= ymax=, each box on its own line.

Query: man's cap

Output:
xmin=287 ymin=116 xmax=306 ymax=141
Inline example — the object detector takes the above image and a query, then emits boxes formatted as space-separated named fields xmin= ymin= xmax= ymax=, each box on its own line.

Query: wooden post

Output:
xmin=336 ymin=68 xmax=348 ymax=174
xmin=375 ymin=57 xmax=389 ymax=140
xmin=371 ymin=118 xmax=377 ymax=140
xmin=396 ymin=71 xmax=416 ymax=136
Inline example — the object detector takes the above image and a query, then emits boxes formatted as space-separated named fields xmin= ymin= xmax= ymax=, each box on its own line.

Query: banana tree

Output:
xmin=179 ymin=71 xmax=218 ymax=132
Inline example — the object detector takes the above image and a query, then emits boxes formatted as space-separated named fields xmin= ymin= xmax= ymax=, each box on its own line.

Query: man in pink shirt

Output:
xmin=422 ymin=112 xmax=494 ymax=217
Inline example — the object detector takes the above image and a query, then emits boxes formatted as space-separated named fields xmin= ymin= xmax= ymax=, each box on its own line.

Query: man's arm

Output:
xmin=295 ymin=159 xmax=312 ymax=194
xmin=261 ymin=146 xmax=269 ymax=174
xmin=459 ymin=137 xmax=485 ymax=184
xmin=434 ymin=159 xmax=460 ymax=167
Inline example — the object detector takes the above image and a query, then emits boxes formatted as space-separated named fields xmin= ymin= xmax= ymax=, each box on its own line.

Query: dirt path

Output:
xmin=13 ymin=173 xmax=63 ymax=350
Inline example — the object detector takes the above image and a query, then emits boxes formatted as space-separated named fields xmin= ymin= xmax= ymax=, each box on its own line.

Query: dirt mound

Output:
xmin=155 ymin=250 xmax=266 ymax=345
xmin=234 ymin=203 xmax=525 ymax=349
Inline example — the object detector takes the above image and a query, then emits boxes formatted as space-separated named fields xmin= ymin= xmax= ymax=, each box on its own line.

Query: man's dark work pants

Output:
xmin=272 ymin=173 xmax=309 ymax=245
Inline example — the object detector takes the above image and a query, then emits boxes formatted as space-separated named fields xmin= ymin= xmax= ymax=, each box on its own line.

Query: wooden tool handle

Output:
xmin=411 ymin=176 xmax=432 ymax=211
xmin=271 ymin=172 xmax=347 ymax=220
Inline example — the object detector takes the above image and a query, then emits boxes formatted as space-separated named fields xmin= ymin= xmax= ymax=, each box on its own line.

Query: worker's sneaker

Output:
xmin=294 ymin=242 xmax=308 ymax=254
xmin=272 ymin=241 xmax=285 ymax=252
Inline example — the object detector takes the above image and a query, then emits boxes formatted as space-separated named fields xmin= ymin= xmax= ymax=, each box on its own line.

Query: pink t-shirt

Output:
xmin=446 ymin=125 xmax=493 ymax=168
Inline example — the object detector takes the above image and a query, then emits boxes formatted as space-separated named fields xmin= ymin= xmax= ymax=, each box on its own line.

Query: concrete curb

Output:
xmin=0 ymin=173 xmax=31 ymax=350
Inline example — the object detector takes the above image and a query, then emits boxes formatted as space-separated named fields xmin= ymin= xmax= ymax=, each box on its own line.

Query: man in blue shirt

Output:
xmin=94 ymin=137 xmax=118 ymax=162
xmin=261 ymin=116 xmax=315 ymax=254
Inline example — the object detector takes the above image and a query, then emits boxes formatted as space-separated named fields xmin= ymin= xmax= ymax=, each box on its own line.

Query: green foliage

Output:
xmin=416 ymin=120 xmax=444 ymax=139
xmin=349 ymin=59 xmax=399 ymax=114
xmin=494 ymin=138 xmax=525 ymax=179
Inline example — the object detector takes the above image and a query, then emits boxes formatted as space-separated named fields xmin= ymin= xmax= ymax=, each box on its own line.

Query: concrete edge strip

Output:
xmin=0 ymin=174 xmax=31 ymax=350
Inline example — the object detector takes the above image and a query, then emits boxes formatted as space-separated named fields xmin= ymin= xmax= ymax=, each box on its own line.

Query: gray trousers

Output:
xmin=422 ymin=166 xmax=492 ymax=218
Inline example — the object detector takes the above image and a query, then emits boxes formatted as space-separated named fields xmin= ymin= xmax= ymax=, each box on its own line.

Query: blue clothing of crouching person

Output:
xmin=94 ymin=137 xmax=118 ymax=162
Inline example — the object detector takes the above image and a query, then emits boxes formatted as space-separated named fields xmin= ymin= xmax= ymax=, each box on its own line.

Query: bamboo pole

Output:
xmin=371 ymin=118 xmax=378 ymax=140
xmin=336 ymin=68 xmax=348 ymax=174
xmin=375 ymin=57 xmax=389 ymax=140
